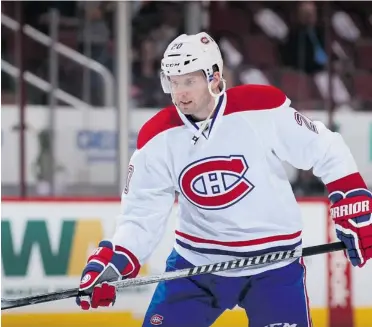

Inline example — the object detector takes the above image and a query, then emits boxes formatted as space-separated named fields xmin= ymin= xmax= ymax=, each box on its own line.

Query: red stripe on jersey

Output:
xmin=137 ymin=105 xmax=184 ymax=150
xmin=326 ymin=172 xmax=367 ymax=194
xmin=175 ymin=230 xmax=302 ymax=247
xmin=116 ymin=245 xmax=141 ymax=278
xmin=224 ymin=84 xmax=287 ymax=116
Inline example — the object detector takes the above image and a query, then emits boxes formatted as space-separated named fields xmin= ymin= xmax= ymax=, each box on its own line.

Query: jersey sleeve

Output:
xmin=111 ymin=139 xmax=175 ymax=266
xmin=268 ymin=103 xmax=367 ymax=191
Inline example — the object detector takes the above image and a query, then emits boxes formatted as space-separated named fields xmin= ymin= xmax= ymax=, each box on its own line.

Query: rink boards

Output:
xmin=1 ymin=198 xmax=372 ymax=327
xmin=2 ymin=106 xmax=372 ymax=188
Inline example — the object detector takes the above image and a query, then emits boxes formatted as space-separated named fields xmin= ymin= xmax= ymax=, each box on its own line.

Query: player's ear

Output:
xmin=211 ymin=71 xmax=221 ymax=90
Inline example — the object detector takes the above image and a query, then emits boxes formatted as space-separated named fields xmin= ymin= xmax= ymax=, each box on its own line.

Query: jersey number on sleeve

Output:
xmin=124 ymin=165 xmax=134 ymax=194
xmin=294 ymin=111 xmax=318 ymax=134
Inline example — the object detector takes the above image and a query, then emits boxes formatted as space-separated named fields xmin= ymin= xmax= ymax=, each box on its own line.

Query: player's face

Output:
xmin=169 ymin=71 xmax=211 ymax=115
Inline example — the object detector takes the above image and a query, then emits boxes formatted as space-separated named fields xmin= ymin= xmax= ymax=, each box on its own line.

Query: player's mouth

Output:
xmin=180 ymin=101 xmax=192 ymax=105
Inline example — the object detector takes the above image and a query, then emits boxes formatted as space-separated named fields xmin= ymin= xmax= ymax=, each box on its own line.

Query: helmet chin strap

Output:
xmin=190 ymin=78 xmax=226 ymax=145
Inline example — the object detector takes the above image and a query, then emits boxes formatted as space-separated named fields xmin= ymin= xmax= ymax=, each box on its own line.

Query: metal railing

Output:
xmin=1 ymin=12 xmax=114 ymax=107
xmin=2 ymin=59 xmax=91 ymax=109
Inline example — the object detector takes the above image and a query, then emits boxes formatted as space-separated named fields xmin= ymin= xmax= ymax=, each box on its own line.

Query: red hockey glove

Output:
xmin=76 ymin=240 xmax=140 ymax=310
xmin=329 ymin=189 xmax=372 ymax=267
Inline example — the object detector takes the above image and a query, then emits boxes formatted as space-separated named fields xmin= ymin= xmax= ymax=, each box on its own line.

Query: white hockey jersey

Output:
xmin=112 ymin=84 xmax=360 ymax=277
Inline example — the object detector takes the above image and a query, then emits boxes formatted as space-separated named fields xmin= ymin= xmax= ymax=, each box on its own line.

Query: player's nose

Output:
xmin=176 ymin=91 xmax=189 ymax=99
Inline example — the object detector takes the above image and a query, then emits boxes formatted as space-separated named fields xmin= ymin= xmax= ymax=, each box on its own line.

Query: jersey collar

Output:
xmin=176 ymin=93 xmax=227 ymax=141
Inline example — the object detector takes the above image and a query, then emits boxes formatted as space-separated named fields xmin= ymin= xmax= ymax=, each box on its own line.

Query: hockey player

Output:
xmin=76 ymin=32 xmax=372 ymax=326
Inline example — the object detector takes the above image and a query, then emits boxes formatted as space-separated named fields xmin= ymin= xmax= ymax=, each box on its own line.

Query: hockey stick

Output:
xmin=1 ymin=241 xmax=345 ymax=310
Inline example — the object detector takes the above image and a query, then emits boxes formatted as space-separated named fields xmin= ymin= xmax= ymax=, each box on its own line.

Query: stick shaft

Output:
xmin=1 ymin=242 xmax=345 ymax=310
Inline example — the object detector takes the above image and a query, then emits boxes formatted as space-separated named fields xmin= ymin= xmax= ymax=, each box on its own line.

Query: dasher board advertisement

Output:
xmin=1 ymin=199 xmax=372 ymax=327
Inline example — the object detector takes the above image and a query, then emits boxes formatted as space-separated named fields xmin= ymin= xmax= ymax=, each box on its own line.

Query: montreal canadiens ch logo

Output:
xmin=179 ymin=155 xmax=254 ymax=210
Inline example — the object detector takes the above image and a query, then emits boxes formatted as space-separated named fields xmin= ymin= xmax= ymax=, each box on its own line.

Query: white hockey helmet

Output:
xmin=160 ymin=32 xmax=225 ymax=96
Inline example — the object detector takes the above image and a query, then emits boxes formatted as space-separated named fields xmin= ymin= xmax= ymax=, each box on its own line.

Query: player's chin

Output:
xmin=178 ymin=103 xmax=195 ymax=114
